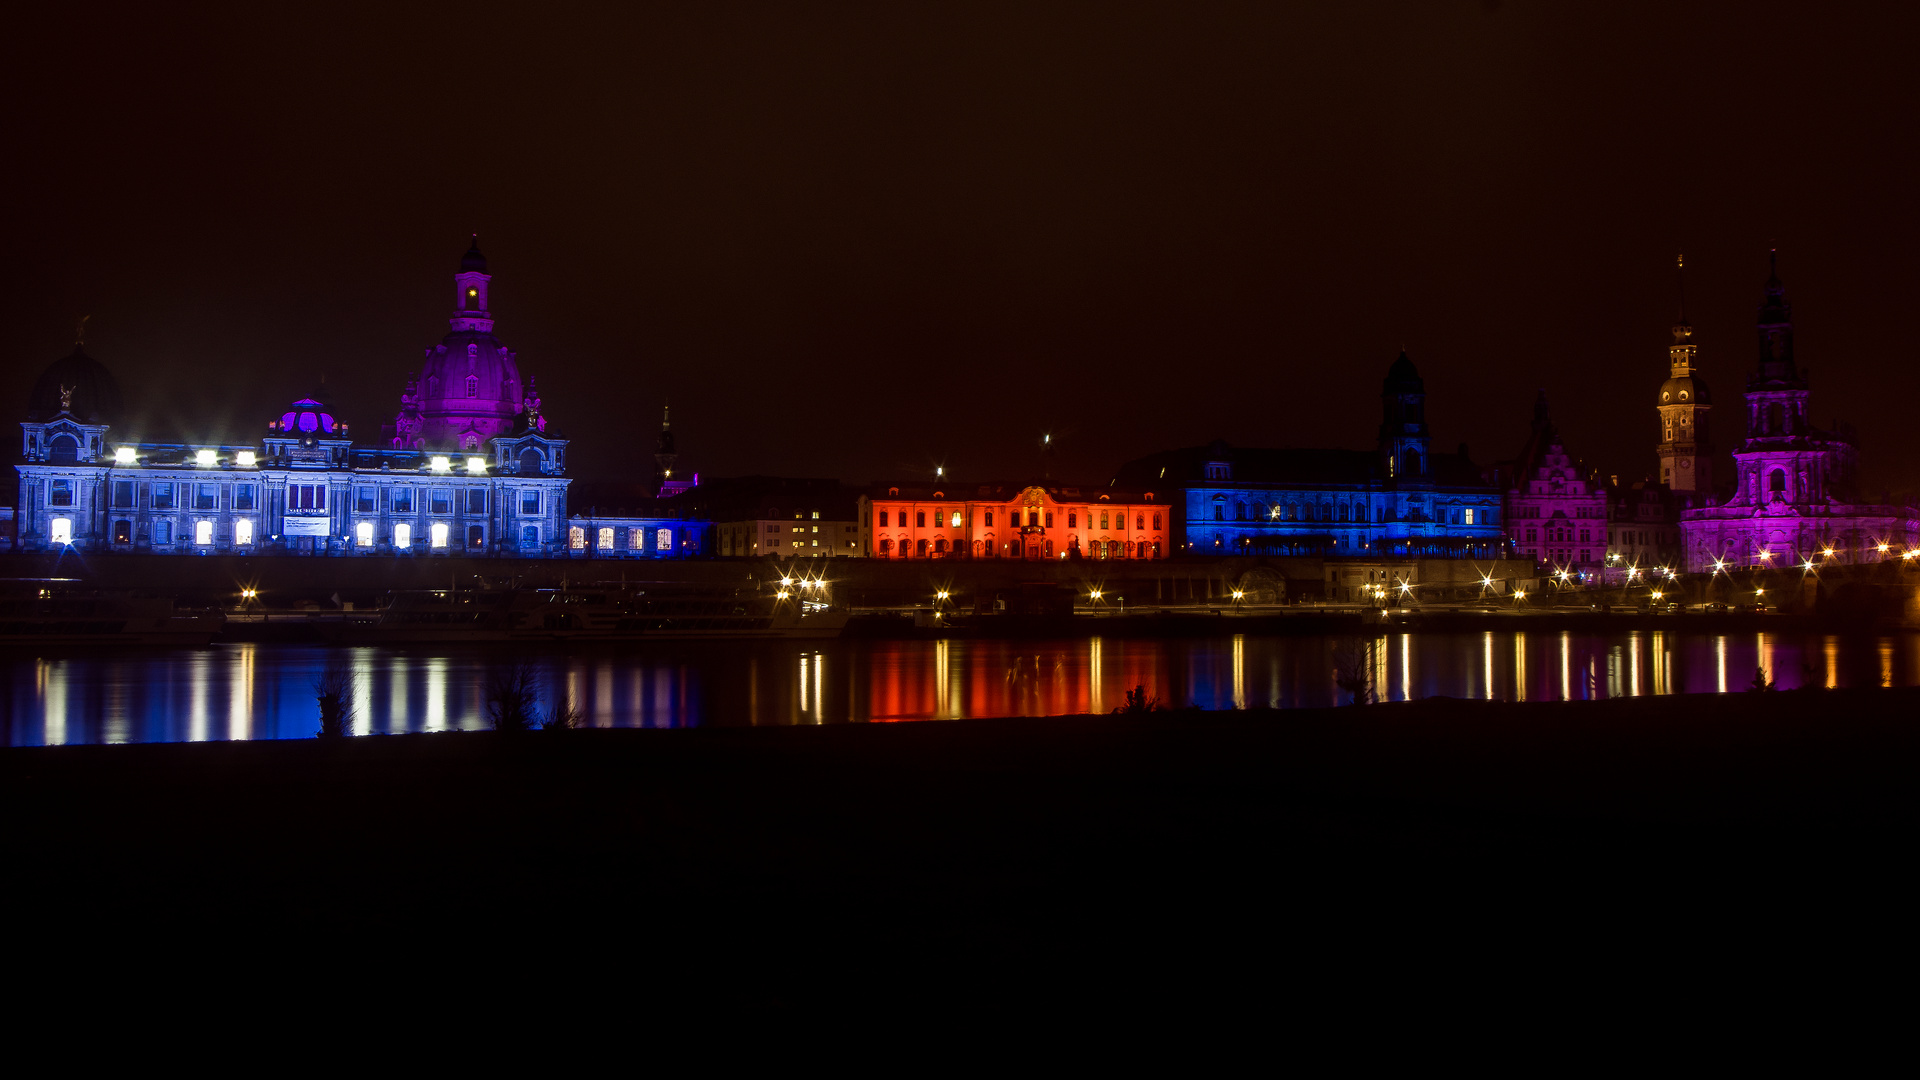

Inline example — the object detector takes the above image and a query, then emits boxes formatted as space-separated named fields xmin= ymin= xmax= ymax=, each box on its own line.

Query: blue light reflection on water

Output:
xmin=4 ymin=631 xmax=1918 ymax=745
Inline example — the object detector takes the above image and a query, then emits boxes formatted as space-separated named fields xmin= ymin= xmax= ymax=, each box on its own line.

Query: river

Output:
xmin=4 ymin=630 xmax=1917 ymax=744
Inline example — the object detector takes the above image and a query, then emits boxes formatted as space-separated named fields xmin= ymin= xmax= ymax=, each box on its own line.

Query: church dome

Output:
xmin=27 ymin=345 xmax=124 ymax=423
xmin=1659 ymin=375 xmax=1710 ymax=406
xmin=413 ymin=329 xmax=525 ymax=447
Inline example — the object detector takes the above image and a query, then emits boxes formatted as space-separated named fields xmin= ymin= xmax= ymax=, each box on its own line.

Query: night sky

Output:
xmin=5 ymin=3 xmax=1917 ymax=491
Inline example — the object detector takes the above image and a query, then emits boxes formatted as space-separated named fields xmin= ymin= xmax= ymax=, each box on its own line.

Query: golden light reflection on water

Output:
xmin=18 ymin=632 xmax=1920 ymax=745
xmin=1483 ymin=632 xmax=1494 ymax=700
xmin=1232 ymin=634 xmax=1245 ymax=710
xmin=1511 ymin=633 xmax=1524 ymax=701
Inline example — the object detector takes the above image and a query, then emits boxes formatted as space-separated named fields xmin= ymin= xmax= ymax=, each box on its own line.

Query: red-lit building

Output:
xmin=858 ymin=482 xmax=1168 ymax=559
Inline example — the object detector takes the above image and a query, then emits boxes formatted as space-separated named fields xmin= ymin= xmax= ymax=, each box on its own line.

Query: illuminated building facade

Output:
xmin=1494 ymin=392 xmax=1609 ymax=575
xmin=1679 ymin=258 xmax=1920 ymax=570
xmin=14 ymin=244 xmax=574 ymax=555
xmin=858 ymin=482 xmax=1166 ymax=559
xmin=1113 ymin=353 xmax=1505 ymax=558
xmin=1604 ymin=479 xmax=1681 ymax=578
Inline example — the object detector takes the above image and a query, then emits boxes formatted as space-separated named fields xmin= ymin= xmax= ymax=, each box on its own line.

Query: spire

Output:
xmin=74 ymin=314 xmax=89 ymax=346
xmin=1675 ymin=253 xmax=1689 ymax=327
xmin=1753 ymin=249 xmax=1799 ymax=385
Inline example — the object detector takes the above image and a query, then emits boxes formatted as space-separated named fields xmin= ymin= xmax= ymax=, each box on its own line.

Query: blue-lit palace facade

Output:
xmin=11 ymin=242 xmax=694 ymax=558
xmin=1113 ymin=353 xmax=1508 ymax=558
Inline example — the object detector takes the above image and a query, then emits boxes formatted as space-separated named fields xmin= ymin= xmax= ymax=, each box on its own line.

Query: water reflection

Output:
xmin=7 ymin=631 xmax=1920 ymax=745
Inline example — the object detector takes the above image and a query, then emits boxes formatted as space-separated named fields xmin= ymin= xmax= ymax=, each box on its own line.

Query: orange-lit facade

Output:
xmin=858 ymin=482 xmax=1167 ymax=559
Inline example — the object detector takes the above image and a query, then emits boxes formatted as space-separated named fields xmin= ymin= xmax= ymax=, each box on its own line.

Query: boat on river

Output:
xmin=0 ymin=581 xmax=225 ymax=646
xmin=338 ymin=582 xmax=849 ymax=644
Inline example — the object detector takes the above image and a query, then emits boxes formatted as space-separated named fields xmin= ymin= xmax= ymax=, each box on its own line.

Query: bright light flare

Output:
xmin=430 ymin=455 xmax=451 ymax=473
xmin=236 ymin=451 xmax=256 ymax=467
xmin=196 ymin=450 xmax=217 ymax=466
xmin=114 ymin=447 xmax=136 ymax=464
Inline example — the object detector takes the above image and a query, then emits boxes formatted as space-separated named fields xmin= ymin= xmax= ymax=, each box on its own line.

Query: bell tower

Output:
xmin=1378 ymin=350 xmax=1429 ymax=481
xmin=451 ymin=234 xmax=493 ymax=333
xmin=1656 ymin=254 xmax=1713 ymax=495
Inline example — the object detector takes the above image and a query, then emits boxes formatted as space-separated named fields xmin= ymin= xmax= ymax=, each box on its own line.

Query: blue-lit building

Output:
xmin=1112 ymin=352 xmax=1508 ymax=558
xmin=12 ymin=242 xmax=580 ymax=556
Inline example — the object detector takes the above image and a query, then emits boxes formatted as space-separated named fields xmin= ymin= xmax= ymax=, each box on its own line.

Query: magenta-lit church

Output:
xmin=10 ymin=242 xmax=701 ymax=558
xmin=1678 ymin=257 xmax=1920 ymax=570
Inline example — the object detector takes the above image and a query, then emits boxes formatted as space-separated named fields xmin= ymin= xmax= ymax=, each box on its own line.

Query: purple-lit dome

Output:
xmin=27 ymin=345 xmax=124 ymax=422
xmin=279 ymin=397 xmax=338 ymax=434
xmin=461 ymin=240 xmax=488 ymax=273
xmin=418 ymin=332 xmax=523 ymax=407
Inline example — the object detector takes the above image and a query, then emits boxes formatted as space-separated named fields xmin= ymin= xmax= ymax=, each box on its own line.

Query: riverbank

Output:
xmin=4 ymin=688 xmax=1915 ymax=1003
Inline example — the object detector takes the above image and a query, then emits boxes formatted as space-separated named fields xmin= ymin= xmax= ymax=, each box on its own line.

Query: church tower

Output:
xmin=1378 ymin=350 xmax=1429 ymax=481
xmin=654 ymin=405 xmax=677 ymax=488
xmin=1656 ymin=255 xmax=1713 ymax=496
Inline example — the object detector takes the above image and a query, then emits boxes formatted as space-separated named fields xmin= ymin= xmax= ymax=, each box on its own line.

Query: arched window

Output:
xmin=466 ymin=376 xmax=478 ymax=398
xmin=47 ymin=435 xmax=77 ymax=463
xmin=518 ymin=447 xmax=542 ymax=474
xmin=568 ymin=527 xmax=585 ymax=550
xmin=195 ymin=520 xmax=213 ymax=545
xmin=916 ymin=539 xmax=929 ymax=557
xmin=1251 ymin=503 xmax=1266 ymax=521
xmin=1152 ymin=513 xmax=1162 ymax=530
xmin=934 ymin=538 xmax=947 ymax=553
xmin=879 ymin=539 xmax=893 ymax=554
xmin=1770 ymin=469 xmax=1787 ymax=499
xmin=463 ymin=434 xmax=479 ymax=451
xmin=878 ymin=511 xmax=889 ymax=527
xmin=597 ymin=527 xmax=615 ymax=551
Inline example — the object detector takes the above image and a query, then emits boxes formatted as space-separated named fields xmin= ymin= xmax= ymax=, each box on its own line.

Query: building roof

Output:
xmin=862 ymin=479 xmax=1159 ymax=504
xmin=1111 ymin=441 xmax=1487 ymax=490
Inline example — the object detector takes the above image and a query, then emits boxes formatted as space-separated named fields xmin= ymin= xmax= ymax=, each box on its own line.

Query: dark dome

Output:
xmin=27 ymin=346 xmax=124 ymax=423
xmin=1382 ymin=350 xmax=1423 ymax=392
xmin=1659 ymin=375 xmax=1710 ymax=406
xmin=461 ymin=240 xmax=488 ymax=273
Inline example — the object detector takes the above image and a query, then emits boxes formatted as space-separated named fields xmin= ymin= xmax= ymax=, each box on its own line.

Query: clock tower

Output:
xmin=1656 ymin=256 xmax=1713 ymax=496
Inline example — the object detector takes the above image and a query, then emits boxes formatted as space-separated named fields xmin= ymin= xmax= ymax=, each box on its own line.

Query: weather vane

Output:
xmin=74 ymin=315 xmax=89 ymax=346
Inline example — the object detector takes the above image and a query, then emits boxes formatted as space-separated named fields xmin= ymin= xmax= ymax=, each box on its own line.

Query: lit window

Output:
xmin=195 ymin=520 xmax=213 ymax=545
xmin=950 ymin=512 xmax=962 ymax=528
xmin=235 ymin=519 xmax=254 ymax=546
xmin=431 ymin=523 xmax=449 ymax=548
xmin=50 ymin=518 xmax=72 ymax=545
xmin=114 ymin=447 xmax=136 ymax=464
xmin=466 ymin=456 xmax=487 ymax=473
xmin=357 ymin=522 xmax=374 ymax=547
xmin=1464 ymin=508 xmax=1475 ymax=524
xmin=431 ymin=456 xmax=451 ymax=473
xmin=237 ymin=451 xmax=256 ymax=467
xmin=569 ymin=527 xmax=585 ymax=551
xmin=657 ymin=528 xmax=673 ymax=552
xmin=197 ymin=450 xmax=217 ymax=467
xmin=597 ymin=527 xmax=614 ymax=551
xmin=395 ymin=523 xmax=412 ymax=548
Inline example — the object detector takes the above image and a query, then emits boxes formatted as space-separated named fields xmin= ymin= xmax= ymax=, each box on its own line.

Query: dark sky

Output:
xmin=5 ymin=2 xmax=1917 ymax=491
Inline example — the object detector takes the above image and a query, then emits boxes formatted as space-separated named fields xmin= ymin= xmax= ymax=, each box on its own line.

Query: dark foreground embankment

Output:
xmin=6 ymin=691 xmax=1916 ymax=1006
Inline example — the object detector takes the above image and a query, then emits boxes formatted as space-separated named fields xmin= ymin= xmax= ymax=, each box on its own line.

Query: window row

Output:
xmin=63 ymin=480 xmax=542 ymax=516
xmin=568 ymin=526 xmax=680 ymax=552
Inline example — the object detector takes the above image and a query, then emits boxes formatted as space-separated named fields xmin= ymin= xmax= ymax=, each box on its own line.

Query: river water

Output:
xmin=4 ymin=630 xmax=1916 ymax=745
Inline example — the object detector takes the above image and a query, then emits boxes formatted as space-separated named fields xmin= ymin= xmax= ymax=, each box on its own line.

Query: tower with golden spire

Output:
xmin=1656 ymin=254 xmax=1713 ymax=496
